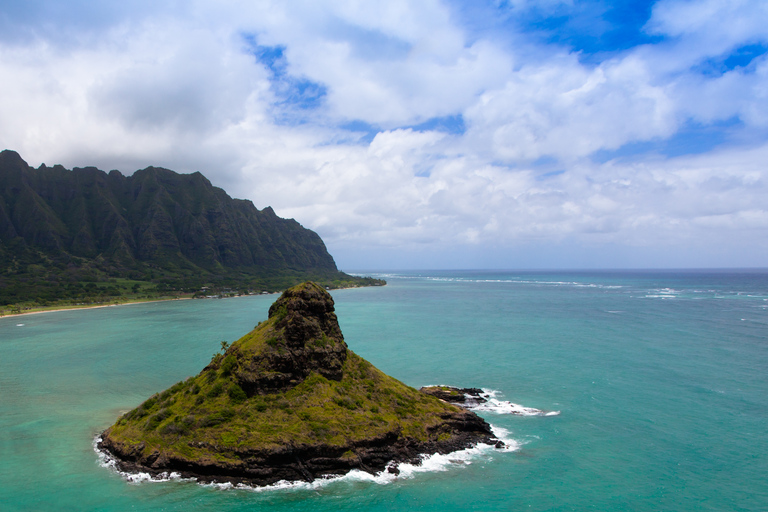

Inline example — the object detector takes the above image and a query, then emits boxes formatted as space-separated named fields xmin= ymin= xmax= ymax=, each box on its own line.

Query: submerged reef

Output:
xmin=99 ymin=282 xmax=499 ymax=486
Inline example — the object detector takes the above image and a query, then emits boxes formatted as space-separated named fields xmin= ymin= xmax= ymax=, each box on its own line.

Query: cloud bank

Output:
xmin=1 ymin=0 xmax=767 ymax=268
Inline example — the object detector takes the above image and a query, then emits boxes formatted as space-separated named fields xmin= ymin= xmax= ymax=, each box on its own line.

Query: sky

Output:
xmin=1 ymin=0 xmax=768 ymax=270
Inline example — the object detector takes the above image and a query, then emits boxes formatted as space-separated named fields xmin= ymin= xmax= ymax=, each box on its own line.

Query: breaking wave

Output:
xmin=463 ymin=389 xmax=561 ymax=417
xmin=95 ymin=436 xmax=188 ymax=485
xmin=363 ymin=273 xmax=622 ymax=289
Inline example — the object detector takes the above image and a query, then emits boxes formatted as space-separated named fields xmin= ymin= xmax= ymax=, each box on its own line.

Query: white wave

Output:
xmin=225 ymin=444 xmax=500 ymax=493
xmin=94 ymin=436 xmax=189 ymax=485
xmin=489 ymin=426 xmax=523 ymax=453
xmin=466 ymin=389 xmax=561 ymax=417
xmin=359 ymin=273 xmax=623 ymax=290
xmin=644 ymin=288 xmax=681 ymax=299
xmin=123 ymin=470 xmax=184 ymax=484
xmin=334 ymin=445 xmax=497 ymax=487
xmin=16 ymin=323 xmax=24 ymax=327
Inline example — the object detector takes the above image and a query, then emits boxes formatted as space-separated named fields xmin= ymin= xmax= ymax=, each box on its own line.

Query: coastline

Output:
xmin=95 ymin=428 xmax=503 ymax=488
xmin=0 ymin=296 xmax=195 ymax=319
xmin=0 ymin=282 xmax=382 ymax=320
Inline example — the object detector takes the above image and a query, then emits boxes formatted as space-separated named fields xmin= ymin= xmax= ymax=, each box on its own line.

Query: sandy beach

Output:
xmin=0 ymin=296 xmax=194 ymax=319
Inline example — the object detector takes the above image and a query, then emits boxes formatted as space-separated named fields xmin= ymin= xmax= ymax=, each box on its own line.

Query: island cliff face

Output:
xmin=99 ymin=283 xmax=497 ymax=485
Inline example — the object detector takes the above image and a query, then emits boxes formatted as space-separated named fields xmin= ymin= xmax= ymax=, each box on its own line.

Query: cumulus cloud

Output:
xmin=0 ymin=0 xmax=767 ymax=268
xmin=463 ymin=52 xmax=677 ymax=162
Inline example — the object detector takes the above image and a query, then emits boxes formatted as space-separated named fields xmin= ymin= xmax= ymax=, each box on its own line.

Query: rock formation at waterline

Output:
xmin=99 ymin=282 xmax=498 ymax=485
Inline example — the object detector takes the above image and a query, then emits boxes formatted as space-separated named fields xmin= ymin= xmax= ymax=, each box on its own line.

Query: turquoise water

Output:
xmin=1 ymin=270 xmax=767 ymax=511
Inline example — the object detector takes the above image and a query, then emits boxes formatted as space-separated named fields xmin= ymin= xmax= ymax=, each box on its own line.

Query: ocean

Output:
xmin=1 ymin=270 xmax=766 ymax=511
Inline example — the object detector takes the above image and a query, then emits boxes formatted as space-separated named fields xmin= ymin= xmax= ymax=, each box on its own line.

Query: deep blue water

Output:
xmin=1 ymin=270 xmax=766 ymax=511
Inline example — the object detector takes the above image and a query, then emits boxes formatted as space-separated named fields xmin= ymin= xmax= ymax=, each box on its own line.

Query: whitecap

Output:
xmin=644 ymin=288 xmax=682 ymax=299
xmin=489 ymin=426 xmax=523 ymax=453
xmin=16 ymin=323 xmax=24 ymax=327
xmin=94 ymin=436 xmax=190 ymax=485
xmin=360 ymin=274 xmax=622 ymax=291
xmin=291 ymin=437 xmax=518 ymax=489
xmin=465 ymin=389 xmax=561 ymax=417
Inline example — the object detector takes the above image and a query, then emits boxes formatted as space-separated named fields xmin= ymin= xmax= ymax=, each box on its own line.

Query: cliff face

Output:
xmin=99 ymin=283 xmax=498 ymax=486
xmin=0 ymin=150 xmax=336 ymax=274
xmin=234 ymin=283 xmax=348 ymax=394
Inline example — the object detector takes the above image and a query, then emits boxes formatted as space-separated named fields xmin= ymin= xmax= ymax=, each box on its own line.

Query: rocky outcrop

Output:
xmin=99 ymin=283 xmax=500 ymax=486
xmin=419 ymin=386 xmax=487 ymax=405
xmin=232 ymin=282 xmax=348 ymax=394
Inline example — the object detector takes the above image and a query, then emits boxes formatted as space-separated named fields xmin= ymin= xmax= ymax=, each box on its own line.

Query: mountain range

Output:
xmin=0 ymin=150 xmax=381 ymax=306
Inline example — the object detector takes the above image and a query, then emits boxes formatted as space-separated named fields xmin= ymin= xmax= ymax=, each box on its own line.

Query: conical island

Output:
xmin=99 ymin=282 xmax=498 ymax=485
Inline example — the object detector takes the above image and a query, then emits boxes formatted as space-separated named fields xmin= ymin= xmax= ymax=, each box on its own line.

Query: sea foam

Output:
xmin=94 ymin=436 xmax=187 ymax=485
xmin=437 ymin=387 xmax=561 ymax=417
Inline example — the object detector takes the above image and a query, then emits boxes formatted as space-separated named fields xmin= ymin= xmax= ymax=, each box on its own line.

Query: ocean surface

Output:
xmin=1 ymin=270 xmax=767 ymax=511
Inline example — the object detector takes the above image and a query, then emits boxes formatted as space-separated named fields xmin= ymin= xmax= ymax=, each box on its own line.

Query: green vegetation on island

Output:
xmin=99 ymin=282 xmax=496 ymax=485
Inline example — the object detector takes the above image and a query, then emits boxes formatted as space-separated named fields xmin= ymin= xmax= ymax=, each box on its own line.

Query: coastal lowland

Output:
xmin=0 ymin=150 xmax=383 ymax=316
xmin=98 ymin=282 xmax=499 ymax=485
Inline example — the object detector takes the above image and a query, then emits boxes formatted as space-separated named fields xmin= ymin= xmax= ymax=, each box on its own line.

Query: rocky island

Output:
xmin=99 ymin=282 xmax=499 ymax=486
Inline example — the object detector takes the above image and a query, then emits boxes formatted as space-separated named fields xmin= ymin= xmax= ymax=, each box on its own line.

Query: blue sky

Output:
xmin=1 ymin=0 xmax=768 ymax=269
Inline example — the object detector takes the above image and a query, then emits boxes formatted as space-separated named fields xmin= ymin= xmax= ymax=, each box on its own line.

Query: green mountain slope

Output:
xmin=0 ymin=150 xmax=382 ymax=307
xmin=99 ymin=283 xmax=497 ymax=485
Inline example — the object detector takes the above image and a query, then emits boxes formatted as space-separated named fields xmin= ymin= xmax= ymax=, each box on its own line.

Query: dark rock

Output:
xmin=419 ymin=386 xmax=488 ymax=404
xmin=234 ymin=282 xmax=348 ymax=395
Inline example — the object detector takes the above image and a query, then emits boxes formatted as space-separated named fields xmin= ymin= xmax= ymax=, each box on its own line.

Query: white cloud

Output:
xmin=1 ymin=0 xmax=768 ymax=268
xmin=463 ymin=52 xmax=677 ymax=162
xmin=0 ymin=15 xmax=272 ymax=177
xmin=647 ymin=0 xmax=768 ymax=49
xmin=229 ymin=0 xmax=512 ymax=126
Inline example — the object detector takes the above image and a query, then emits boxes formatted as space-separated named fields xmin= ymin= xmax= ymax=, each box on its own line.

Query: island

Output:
xmin=98 ymin=282 xmax=500 ymax=486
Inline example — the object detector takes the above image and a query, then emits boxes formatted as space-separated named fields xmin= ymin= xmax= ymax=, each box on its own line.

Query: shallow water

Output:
xmin=1 ymin=270 xmax=766 ymax=511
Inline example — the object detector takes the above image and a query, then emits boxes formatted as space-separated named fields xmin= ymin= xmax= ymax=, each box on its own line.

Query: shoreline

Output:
xmin=0 ymin=283 xmax=381 ymax=320
xmin=94 ymin=430 xmax=507 ymax=489
xmin=0 ymin=296 xmax=195 ymax=319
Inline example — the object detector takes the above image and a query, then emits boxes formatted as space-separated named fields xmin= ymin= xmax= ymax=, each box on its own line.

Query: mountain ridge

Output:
xmin=0 ymin=150 xmax=382 ymax=307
